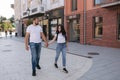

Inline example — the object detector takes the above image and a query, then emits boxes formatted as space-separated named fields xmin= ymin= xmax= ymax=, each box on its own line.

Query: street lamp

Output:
xmin=22 ymin=8 xmax=30 ymax=37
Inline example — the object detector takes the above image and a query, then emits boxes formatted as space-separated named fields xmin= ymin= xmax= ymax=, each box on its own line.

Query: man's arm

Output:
xmin=40 ymin=32 xmax=48 ymax=47
xmin=24 ymin=32 xmax=30 ymax=51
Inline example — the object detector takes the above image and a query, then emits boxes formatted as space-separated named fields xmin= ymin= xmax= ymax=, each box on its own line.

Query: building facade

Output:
xmin=14 ymin=0 xmax=22 ymax=36
xmin=13 ymin=0 xmax=45 ymax=37
xmin=64 ymin=0 xmax=120 ymax=48
xmin=45 ymin=0 xmax=64 ymax=40
xmin=14 ymin=0 xmax=64 ymax=39
xmin=14 ymin=0 xmax=120 ymax=48
xmin=64 ymin=0 xmax=83 ymax=43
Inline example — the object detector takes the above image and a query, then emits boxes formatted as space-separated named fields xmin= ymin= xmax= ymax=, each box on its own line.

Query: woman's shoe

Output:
xmin=63 ymin=68 xmax=68 ymax=73
xmin=54 ymin=63 xmax=58 ymax=68
xmin=36 ymin=65 xmax=41 ymax=69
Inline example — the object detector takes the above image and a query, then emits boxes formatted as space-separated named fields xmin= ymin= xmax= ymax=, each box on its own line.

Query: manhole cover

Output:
xmin=2 ymin=50 xmax=12 ymax=52
xmin=88 ymin=52 xmax=99 ymax=55
xmin=87 ymin=56 xmax=93 ymax=58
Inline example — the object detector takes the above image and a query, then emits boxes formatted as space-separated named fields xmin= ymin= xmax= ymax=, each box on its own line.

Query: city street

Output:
xmin=11 ymin=37 xmax=120 ymax=80
xmin=0 ymin=37 xmax=92 ymax=80
xmin=0 ymin=33 xmax=120 ymax=80
xmin=0 ymin=0 xmax=120 ymax=80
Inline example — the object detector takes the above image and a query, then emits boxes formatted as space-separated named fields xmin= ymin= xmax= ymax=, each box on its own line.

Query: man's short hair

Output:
xmin=33 ymin=17 xmax=38 ymax=20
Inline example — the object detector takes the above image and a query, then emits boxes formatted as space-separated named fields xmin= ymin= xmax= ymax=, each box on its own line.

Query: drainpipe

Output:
xmin=83 ymin=0 xmax=86 ymax=44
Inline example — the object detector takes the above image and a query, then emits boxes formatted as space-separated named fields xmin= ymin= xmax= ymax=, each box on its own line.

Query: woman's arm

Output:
xmin=49 ymin=35 xmax=57 ymax=44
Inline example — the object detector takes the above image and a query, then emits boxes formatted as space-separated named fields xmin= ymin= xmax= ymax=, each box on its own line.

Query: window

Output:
xmin=94 ymin=0 xmax=101 ymax=5
xmin=71 ymin=0 xmax=77 ymax=11
xmin=118 ymin=15 xmax=120 ymax=40
xmin=93 ymin=17 xmax=103 ymax=38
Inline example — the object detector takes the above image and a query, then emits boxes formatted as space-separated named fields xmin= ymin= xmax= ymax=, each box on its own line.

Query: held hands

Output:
xmin=45 ymin=42 xmax=49 ymax=48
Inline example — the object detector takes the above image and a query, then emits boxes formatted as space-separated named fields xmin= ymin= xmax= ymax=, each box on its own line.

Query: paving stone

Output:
xmin=0 ymin=38 xmax=92 ymax=80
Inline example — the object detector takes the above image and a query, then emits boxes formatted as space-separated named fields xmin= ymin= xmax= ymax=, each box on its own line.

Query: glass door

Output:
xmin=69 ymin=20 xmax=80 ymax=42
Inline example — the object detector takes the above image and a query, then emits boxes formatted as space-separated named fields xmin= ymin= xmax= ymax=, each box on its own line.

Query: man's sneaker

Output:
xmin=36 ymin=65 xmax=41 ymax=69
xmin=54 ymin=63 xmax=58 ymax=68
xmin=63 ymin=68 xmax=68 ymax=73
xmin=32 ymin=70 xmax=36 ymax=76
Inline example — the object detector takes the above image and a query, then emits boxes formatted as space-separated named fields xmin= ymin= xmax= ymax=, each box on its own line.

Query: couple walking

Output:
xmin=24 ymin=17 xmax=68 ymax=76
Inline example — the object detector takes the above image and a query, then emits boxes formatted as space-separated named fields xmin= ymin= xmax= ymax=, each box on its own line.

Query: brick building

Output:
xmin=64 ymin=0 xmax=120 ymax=48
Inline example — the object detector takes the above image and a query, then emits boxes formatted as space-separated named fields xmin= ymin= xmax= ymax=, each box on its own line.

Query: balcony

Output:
xmin=30 ymin=5 xmax=45 ymax=15
xmin=100 ymin=0 xmax=120 ymax=8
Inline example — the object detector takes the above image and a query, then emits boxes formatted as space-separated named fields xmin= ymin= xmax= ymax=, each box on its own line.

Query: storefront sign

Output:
xmin=67 ymin=14 xmax=80 ymax=19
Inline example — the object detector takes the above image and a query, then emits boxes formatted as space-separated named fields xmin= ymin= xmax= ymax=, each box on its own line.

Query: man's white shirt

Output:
xmin=26 ymin=24 xmax=43 ymax=43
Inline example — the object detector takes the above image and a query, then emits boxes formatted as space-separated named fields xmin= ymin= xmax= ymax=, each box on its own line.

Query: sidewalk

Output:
xmin=10 ymin=36 xmax=120 ymax=80
xmin=0 ymin=38 xmax=92 ymax=80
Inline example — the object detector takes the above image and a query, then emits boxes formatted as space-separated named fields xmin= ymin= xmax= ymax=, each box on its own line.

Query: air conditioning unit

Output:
xmin=31 ymin=8 xmax=38 ymax=13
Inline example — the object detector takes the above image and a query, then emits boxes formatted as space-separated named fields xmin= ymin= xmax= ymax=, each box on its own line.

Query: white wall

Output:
xmin=14 ymin=0 xmax=22 ymax=36
xmin=14 ymin=0 xmax=21 ymax=20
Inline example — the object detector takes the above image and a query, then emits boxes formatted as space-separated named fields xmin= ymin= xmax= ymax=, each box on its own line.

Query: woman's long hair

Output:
xmin=56 ymin=24 xmax=67 ymax=40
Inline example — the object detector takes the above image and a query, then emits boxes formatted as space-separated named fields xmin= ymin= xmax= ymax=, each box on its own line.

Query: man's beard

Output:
xmin=35 ymin=23 xmax=39 ymax=25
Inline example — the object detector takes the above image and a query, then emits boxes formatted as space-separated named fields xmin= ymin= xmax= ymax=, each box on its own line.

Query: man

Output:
xmin=25 ymin=17 xmax=48 ymax=76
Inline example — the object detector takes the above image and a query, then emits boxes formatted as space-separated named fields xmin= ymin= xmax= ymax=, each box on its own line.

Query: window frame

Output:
xmin=94 ymin=0 xmax=102 ymax=6
xmin=71 ymin=0 xmax=77 ymax=11
xmin=93 ymin=16 xmax=103 ymax=39
xmin=118 ymin=14 xmax=120 ymax=40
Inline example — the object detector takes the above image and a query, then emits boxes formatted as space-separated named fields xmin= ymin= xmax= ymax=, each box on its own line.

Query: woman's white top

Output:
xmin=55 ymin=33 xmax=66 ymax=43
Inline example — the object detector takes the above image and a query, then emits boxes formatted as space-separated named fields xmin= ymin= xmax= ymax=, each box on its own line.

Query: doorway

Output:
xmin=43 ymin=25 xmax=47 ymax=37
xmin=69 ymin=19 xmax=80 ymax=42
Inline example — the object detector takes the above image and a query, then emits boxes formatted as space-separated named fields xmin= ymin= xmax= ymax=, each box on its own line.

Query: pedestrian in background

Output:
xmin=24 ymin=17 xmax=48 ymax=76
xmin=49 ymin=24 xmax=68 ymax=73
xmin=0 ymin=29 xmax=2 ymax=37
xmin=9 ymin=30 xmax=12 ymax=38
xmin=5 ymin=30 xmax=8 ymax=38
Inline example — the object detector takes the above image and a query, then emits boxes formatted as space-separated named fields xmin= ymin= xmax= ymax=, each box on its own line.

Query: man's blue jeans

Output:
xmin=55 ymin=43 xmax=67 ymax=67
xmin=29 ymin=42 xmax=41 ymax=71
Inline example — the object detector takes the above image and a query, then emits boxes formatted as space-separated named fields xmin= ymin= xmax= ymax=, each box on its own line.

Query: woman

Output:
xmin=49 ymin=24 xmax=68 ymax=73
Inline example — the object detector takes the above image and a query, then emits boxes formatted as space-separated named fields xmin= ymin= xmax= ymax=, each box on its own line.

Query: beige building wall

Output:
xmin=30 ymin=0 xmax=42 ymax=8
xmin=14 ymin=0 xmax=21 ymax=20
xmin=21 ymin=0 xmax=43 ymax=17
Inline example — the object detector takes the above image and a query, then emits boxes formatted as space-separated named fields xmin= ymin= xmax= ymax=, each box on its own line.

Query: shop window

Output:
xmin=58 ymin=18 xmax=62 ymax=25
xmin=71 ymin=0 xmax=77 ymax=11
xmin=93 ymin=16 xmax=103 ymax=38
xmin=118 ymin=15 xmax=120 ymax=40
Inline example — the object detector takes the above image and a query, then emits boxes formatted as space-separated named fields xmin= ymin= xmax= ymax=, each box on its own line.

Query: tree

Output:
xmin=9 ymin=15 xmax=14 ymax=23
xmin=0 ymin=16 xmax=7 ymax=31
xmin=0 ymin=16 xmax=7 ymax=23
